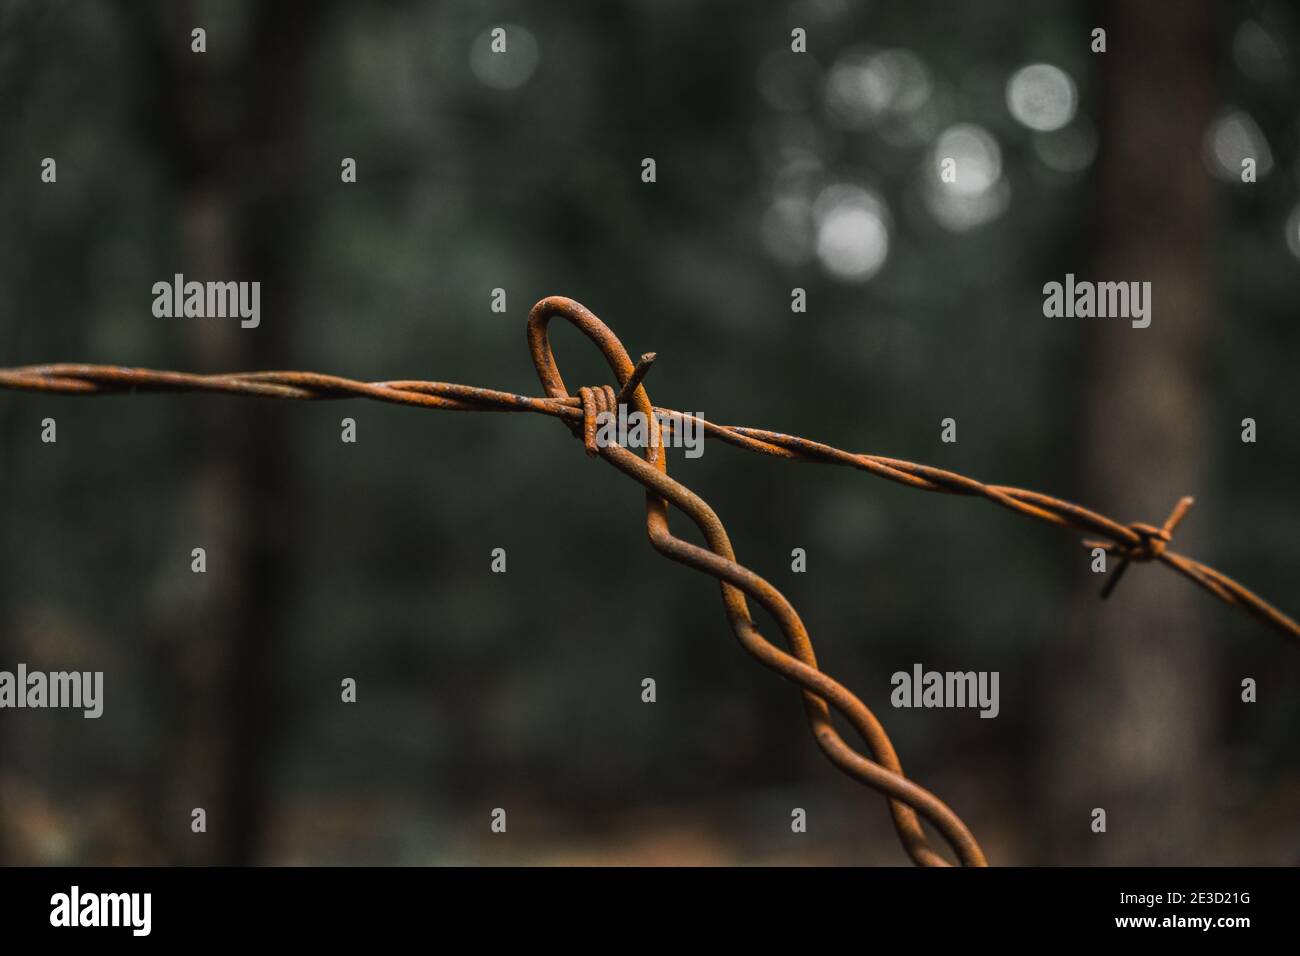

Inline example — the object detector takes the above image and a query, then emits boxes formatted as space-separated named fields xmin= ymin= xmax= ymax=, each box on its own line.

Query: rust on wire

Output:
xmin=1 ymin=294 xmax=1295 ymax=868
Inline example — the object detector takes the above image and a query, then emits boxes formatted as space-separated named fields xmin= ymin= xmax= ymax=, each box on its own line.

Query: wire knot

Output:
xmin=525 ymin=297 xmax=663 ymax=466
xmin=570 ymin=354 xmax=659 ymax=459
xmin=1123 ymin=521 xmax=1172 ymax=562
xmin=576 ymin=384 xmax=619 ymax=456
xmin=1086 ymin=496 xmax=1194 ymax=599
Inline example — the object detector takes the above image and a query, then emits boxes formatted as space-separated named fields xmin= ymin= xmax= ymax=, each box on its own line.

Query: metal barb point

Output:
xmin=616 ymin=351 xmax=656 ymax=409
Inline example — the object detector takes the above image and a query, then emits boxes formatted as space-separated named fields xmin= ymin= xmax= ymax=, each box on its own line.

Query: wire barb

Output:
xmin=1 ymin=297 xmax=1294 ymax=868
xmin=1087 ymin=496 xmax=1196 ymax=599
xmin=616 ymin=352 xmax=656 ymax=408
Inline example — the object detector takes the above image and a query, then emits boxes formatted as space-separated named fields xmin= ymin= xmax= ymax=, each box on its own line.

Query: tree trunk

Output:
xmin=126 ymin=2 xmax=326 ymax=864
xmin=1045 ymin=0 xmax=1219 ymax=864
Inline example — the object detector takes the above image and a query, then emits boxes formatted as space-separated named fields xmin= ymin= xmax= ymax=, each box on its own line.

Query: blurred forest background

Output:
xmin=0 ymin=0 xmax=1297 ymax=866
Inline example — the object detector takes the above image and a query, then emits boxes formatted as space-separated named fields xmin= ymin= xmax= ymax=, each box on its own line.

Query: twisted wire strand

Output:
xmin=0 ymin=295 xmax=1294 ymax=866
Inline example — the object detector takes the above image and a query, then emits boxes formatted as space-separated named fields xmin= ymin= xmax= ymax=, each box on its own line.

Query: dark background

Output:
xmin=0 ymin=0 xmax=1296 ymax=865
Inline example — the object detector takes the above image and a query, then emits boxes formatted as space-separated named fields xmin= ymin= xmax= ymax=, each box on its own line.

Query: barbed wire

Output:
xmin=1 ymin=294 xmax=1295 ymax=867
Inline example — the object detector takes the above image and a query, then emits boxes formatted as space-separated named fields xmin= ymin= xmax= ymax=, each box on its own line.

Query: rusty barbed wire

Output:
xmin=1 ymin=294 xmax=1295 ymax=867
